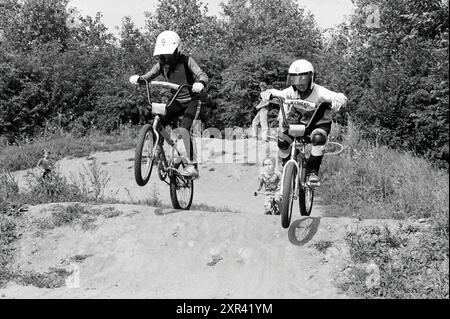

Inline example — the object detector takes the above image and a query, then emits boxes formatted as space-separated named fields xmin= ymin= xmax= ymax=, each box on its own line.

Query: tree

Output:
xmin=323 ymin=0 xmax=449 ymax=165
xmin=0 ymin=0 xmax=71 ymax=51
xmin=220 ymin=0 xmax=322 ymax=59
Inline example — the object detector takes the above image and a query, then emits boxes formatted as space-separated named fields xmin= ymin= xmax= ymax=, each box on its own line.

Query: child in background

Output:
xmin=255 ymin=157 xmax=282 ymax=215
xmin=37 ymin=149 xmax=54 ymax=179
xmin=251 ymin=81 xmax=270 ymax=141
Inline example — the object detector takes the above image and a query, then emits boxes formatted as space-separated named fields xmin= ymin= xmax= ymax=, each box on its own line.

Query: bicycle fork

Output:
xmin=281 ymin=138 xmax=301 ymax=201
xmin=152 ymin=116 xmax=189 ymax=184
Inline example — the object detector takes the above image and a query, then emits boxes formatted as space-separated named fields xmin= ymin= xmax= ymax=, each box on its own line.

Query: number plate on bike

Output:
xmin=152 ymin=103 xmax=167 ymax=115
xmin=289 ymin=124 xmax=306 ymax=137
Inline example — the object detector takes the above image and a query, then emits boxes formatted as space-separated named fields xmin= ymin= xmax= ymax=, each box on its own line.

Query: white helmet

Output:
xmin=287 ymin=59 xmax=315 ymax=91
xmin=153 ymin=30 xmax=181 ymax=56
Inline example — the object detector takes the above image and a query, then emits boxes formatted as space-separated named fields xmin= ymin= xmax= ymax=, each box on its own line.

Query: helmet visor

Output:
xmin=287 ymin=73 xmax=312 ymax=86
xmin=153 ymin=43 xmax=178 ymax=56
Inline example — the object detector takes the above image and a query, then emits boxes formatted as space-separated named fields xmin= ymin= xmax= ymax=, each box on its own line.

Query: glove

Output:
xmin=260 ymin=90 xmax=272 ymax=101
xmin=192 ymin=82 xmax=204 ymax=93
xmin=129 ymin=75 xmax=141 ymax=85
xmin=332 ymin=93 xmax=347 ymax=111
xmin=254 ymin=191 xmax=258 ymax=196
xmin=286 ymin=90 xmax=300 ymax=99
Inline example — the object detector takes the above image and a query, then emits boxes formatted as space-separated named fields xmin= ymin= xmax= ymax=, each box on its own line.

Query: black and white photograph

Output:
xmin=0 ymin=0 xmax=448 ymax=304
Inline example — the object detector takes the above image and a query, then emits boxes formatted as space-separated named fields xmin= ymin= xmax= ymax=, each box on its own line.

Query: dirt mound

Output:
xmin=3 ymin=141 xmax=402 ymax=299
xmin=1 ymin=203 xmax=373 ymax=299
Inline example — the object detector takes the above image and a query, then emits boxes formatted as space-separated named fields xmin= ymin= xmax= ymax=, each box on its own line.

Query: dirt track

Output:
xmin=1 ymin=139 xmax=398 ymax=299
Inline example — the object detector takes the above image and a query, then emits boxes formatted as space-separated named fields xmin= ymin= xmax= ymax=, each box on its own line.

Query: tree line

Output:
xmin=0 ymin=0 xmax=448 ymax=167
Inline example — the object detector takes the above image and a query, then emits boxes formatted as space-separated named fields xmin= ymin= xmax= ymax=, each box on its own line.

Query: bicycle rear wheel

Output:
xmin=299 ymin=159 xmax=314 ymax=216
xmin=280 ymin=161 xmax=297 ymax=229
xmin=134 ymin=124 xmax=155 ymax=186
xmin=170 ymin=161 xmax=194 ymax=210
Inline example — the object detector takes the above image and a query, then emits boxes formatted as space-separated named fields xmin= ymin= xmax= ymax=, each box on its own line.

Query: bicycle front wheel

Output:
xmin=134 ymin=124 xmax=155 ymax=186
xmin=280 ymin=161 xmax=297 ymax=229
xmin=170 ymin=162 xmax=194 ymax=210
xmin=299 ymin=159 xmax=314 ymax=216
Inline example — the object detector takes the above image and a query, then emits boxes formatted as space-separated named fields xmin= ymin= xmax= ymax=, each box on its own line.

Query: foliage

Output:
xmin=337 ymin=224 xmax=449 ymax=299
xmin=0 ymin=0 xmax=448 ymax=168
xmin=320 ymin=119 xmax=449 ymax=224
xmin=321 ymin=0 xmax=449 ymax=166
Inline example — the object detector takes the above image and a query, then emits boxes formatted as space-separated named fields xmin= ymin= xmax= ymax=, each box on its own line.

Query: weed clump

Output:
xmin=336 ymin=224 xmax=449 ymax=299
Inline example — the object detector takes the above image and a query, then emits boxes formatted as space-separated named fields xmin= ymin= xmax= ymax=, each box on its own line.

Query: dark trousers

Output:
xmin=278 ymin=123 xmax=332 ymax=174
xmin=161 ymin=99 xmax=203 ymax=161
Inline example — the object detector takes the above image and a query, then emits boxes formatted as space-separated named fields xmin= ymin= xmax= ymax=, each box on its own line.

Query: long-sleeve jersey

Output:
xmin=268 ymin=84 xmax=346 ymax=127
xmin=140 ymin=53 xmax=209 ymax=103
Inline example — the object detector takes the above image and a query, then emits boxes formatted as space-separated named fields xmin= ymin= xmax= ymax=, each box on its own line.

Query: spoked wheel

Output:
xmin=169 ymin=161 xmax=194 ymax=210
xmin=299 ymin=186 xmax=314 ymax=216
xmin=280 ymin=161 xmax=297 ymax=229
xmin=134 ymin=124 xmax=156 ymax=186
xmin=299 ymin=160 xmax=314 ymax=216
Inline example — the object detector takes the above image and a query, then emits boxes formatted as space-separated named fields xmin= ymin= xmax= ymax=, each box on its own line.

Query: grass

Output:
xmin=36 ymin=203 xmax=122 ymax=232
xmin=0 ymin=160 xmax=121 ymax=289
xmin=320 ymin=120 xmax=449 ymax=223
xmin=0 ymin=125 xmax=137 ymax=172
xmin=319 ymin=119 xmax=449 ymax=298
xmin=1 ymin=125 xmax=448 ymax=297
xmin=16 ymin=268 xmax=73 ymax=289
xmin=1 ymin=201 xmax=122 ymax=288
xmin=312 ymin=240 xmax=333 ymax=253
xmin=191 ymin=203 xmax=243 ymax=214
xmin=335 ymin=224 xmax=449 ymax=298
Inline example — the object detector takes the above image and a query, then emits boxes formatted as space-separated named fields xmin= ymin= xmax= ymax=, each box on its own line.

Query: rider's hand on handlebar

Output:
xmin=192 ymin=82 xmax=204 ymax=93
xmin=129 ymin=75 xmax=142 ymax=85
xmin=260 ymin=90 xmax=272 ymax=101
xmin=331 ymin=93 xmax=347 ymax=112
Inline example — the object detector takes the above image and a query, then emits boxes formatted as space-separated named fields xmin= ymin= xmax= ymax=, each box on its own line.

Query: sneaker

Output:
xmin=180 ymin=164 xmax=199 ymax=179
xmin=307 ymin=173 xmax=321 ymax=186
xmin=264 ymin=210 xmax=272 ymax=215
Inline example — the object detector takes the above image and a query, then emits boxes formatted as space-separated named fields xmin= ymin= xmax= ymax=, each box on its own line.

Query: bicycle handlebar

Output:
xmin=150 ymin=81 xmax=181 ymax=90
xmin=284 ymin=98 xmax=316 ymax=109
xmin=269 ymin=96 xmax=331 ymax=131
xmin=139 ymin=78 xmax=192 ymax=111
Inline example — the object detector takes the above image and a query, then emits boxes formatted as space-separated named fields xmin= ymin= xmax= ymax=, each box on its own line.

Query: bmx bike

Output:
xmin=131 ymin=78 xmax=199 ymax=210
xmin=254 ymin=190 xmax=280 ymax=215
xmin=270 ymin=96 xmax=334 ymax=228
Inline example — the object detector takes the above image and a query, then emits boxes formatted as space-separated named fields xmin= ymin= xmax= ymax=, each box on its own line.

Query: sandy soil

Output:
xmin=1 ymin=138 xmax=400 ymax=299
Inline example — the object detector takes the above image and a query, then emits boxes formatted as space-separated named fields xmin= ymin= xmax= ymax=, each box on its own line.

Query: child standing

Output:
xmin=255 ymin=157 xmax=282 ymax=215
xmin=37 ymin=149 xmax=53 ymax=179
xmin=251 ymin=81 xmax=270 ymax=141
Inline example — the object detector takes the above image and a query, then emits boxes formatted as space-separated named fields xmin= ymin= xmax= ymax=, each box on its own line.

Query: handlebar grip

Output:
xmin=150 ymin=81 xmax=181 ymax=90
xmin=285 ymin=99 xmax=316 ymax=108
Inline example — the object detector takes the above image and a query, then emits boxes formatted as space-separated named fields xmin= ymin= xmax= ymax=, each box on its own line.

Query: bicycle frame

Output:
xmin=281 ymin=137 xmax=307 ymax=201
xmin=271 ymin=96 xmax=331 ymax=221
xmin=143 ymin=79 xmax=193 ymax=184
xmin=271 ymin=98 xmax=324 ymax=178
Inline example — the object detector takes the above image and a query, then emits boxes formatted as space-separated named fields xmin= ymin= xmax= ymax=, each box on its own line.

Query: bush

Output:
xmin=320 ymin=120 xmax=449 ymax=224
xmin=337 ymin=224 xmax=449 ymax=299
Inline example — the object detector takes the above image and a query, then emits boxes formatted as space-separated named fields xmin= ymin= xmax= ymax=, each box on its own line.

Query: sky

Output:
xmin=69 ymin=0 xmax=355 ymax=35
